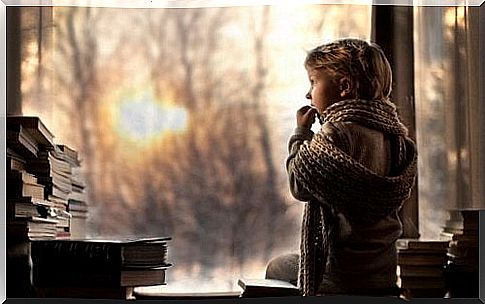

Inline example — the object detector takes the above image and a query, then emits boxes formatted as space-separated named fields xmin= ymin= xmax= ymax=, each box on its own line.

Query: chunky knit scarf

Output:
xmin=293 ymin=99 xmax=417 ymax=296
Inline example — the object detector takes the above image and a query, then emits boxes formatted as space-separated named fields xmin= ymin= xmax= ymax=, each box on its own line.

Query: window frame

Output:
xmin=372 ymin=5 xmax=420 ymax=238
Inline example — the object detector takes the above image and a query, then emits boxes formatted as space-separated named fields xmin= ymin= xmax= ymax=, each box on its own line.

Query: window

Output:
xmin=414 ymin=5 xmax=485 ymax=239
xmin=17 ymin=4 xmax=372 ymax=293
xmin=9 ymin=2 xmax=483 ymax=294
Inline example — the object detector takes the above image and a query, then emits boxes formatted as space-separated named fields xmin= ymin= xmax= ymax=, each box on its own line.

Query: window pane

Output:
xmin=414 ymin=6 xmax=485 ymax=239
xmin=21 ymin=4 xmax=371 ymax=292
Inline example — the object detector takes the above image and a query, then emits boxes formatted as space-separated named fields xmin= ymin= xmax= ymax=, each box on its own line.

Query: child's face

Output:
xmin=305 ymin=67 xmax=342 ymax=114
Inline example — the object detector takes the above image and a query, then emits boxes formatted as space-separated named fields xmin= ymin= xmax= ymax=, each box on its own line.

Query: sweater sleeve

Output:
xmin=286 ymin=122 xmax=350 ymax=202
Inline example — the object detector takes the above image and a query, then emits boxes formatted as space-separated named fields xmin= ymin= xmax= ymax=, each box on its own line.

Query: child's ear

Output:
xmin=339 ymin=78 xmax=352 ymax=98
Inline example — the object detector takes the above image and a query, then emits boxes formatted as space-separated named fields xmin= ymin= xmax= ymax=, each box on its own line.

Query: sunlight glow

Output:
xmin=115 ymin=90 xmax=188 ymax=142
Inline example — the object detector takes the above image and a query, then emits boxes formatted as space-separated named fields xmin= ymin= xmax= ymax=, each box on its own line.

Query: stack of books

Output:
xmin=63 ymin=146 xmax=88 ymax=239
xmin=396 ymin=238 xmax=450 ymax=298
xmin=6 ymin=116 xmax=55 ymax=158
xmin=31 ymin=237 xmax=172 ymax=299
xmin=29 ymin=145 xmax=73 ymax=239
xmin=443 ymin=209 xmax=479 ymax=297
xmin=7 ymin=116 xmax=86 ymax=240
xmin=440 ymin=209 xmax=465 ymax=240
xmin=6 ymin=116 xmax=57 ymax=297
xmin=6 ymin=117 xmax=59 ymax=242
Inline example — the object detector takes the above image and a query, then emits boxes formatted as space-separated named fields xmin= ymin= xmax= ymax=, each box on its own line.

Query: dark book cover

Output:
xmin=398 ymin=251 xmax=448 ymax=266
xmin=396 ymin=238 xmax=450 ymax=251
xmin=31 ymin=236 xmax=172 ymax=269
xmin=33 ymin=264 xmax=168 ymax=287
xmin=7 ymin=116 xmax=55 ymax=148
xmin=6 ymin=127 xmax=39 ymax=158
xmin=238 ymin=278 xmax=300 ymax=297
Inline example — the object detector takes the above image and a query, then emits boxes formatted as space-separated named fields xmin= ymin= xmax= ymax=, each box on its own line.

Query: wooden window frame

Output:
xmin=372 ymin=6 xmax=420 ymax=238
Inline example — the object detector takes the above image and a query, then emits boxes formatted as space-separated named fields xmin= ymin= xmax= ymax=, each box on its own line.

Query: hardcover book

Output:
xmin=238 ymin=278 xmax=300 ymax=297
xmin=31 ymin=237 xmax=172 ymax=269
xmin=7 ymin=116 xmax=55 ymax=148
xmin=33 ymin=265 xmax=168 ymax=287
xmin=396 ymin=239 xmax=450 ymax=251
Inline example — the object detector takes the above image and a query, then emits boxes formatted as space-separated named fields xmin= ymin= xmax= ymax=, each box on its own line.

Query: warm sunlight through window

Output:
xmin=114 ymin=90 xmax=188 ymax=143
xmin=21 ymin=4 xmax=372 ymax=293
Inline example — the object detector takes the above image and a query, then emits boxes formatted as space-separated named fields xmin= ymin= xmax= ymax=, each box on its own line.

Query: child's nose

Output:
xmin=305 ymin=91 xmax=311 ymax=100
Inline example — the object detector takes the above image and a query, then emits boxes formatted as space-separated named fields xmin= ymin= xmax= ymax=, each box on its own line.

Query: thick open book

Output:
xmin=238 ymin=278 xmax=300 ymax=297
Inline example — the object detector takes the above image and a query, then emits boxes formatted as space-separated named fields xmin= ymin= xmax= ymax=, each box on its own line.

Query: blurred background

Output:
xmin=6 ymin=2 xmax=484 ymax=293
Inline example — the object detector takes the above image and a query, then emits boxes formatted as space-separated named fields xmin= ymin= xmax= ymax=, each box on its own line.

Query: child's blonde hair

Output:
xmin=304 ymin=38 xmax=392 ymax=101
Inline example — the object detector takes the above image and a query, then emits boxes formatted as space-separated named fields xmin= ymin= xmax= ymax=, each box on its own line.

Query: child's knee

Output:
xmin=265 ymin=254 xmax=299 ymax=285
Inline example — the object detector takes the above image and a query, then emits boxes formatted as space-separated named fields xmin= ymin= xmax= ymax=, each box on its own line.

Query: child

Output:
xmin=265 ymin=38 xmax=417 ymax=296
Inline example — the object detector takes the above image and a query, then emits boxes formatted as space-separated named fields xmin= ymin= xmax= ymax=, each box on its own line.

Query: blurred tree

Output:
xmin=52 ymin=4 xmax=300 ymax=285
xmin=134 ymin=6 xmax=296 ymax=275
xmin=54 ymin=7 xmax=105 ymax=231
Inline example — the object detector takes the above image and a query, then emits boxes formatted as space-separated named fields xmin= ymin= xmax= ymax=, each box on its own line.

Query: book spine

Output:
xmin=33 ymin=266 xmax=123 ymax=287
xmin=31 ymin=242 xmax=122 ymax=270
xmin=7 ymin=130 xmax=38 ymax=157
xmin=7 ymin=170 xmax=38 ymax=184
xmin=33 ymin=266 xmax=167 ymax=287
xmin=7 ymin=182 xmax=45 ymax=200
xmin=7 ymin=156 xmax=26 ymax=171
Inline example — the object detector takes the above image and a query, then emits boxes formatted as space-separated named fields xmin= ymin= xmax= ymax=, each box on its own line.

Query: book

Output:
xmin=446 ymin=252 xmax=479 ymax=267
xmin=7 ymin=116 xmax=55 ymax=148
xmin=29 ymin=150 xmax=73 ymax=200
xmin=56 ymin=144 xmax=81 ymax=166
xmin=400 ymin=276 xmax=446 ymax=289
xmin=460 ymin=209 xmax=479 ymax=230
xmin=7 ymin=148 xmax=27 ymax=171
xmin=405 ymin=211 xmax=481 ymax=280
xmin=441 ymin=226 xmax=464 ymax=235
xmin=237 ymin=278 xmax=300 ymax=297
xmin=7 ymin=179 xmax=45 ymax=200
xmin=68 ymin=200 xmax=88 ymax=212
xmin=398 ymin=265 xmax=445 ymax=278
xmin=7 ymin=170 xmax=38 ymax=185
xmin=31 ymin=237 xmax=172 ymax=269
xmin=447 ymin=245 xmax=478 ymax=259
xmin=35 ymin=286 xmax=135 ymax=299
xmin=396 ymin=239 xmax=450 ymax=251
xmin=37 ymin=175 xmax=73 ymax=194
xmin=7 ymin=217 xmax=59 ymax=241
xmin=6 ymin=196 xmax=54 ymax=219
xmin=403 ymin=288 xmax=447 ymax=298
xmin=441 ymin=209 xmax=479 ymax=238
xmin=133 ymin=289 xmax=241 ymax=299
xmin=69 ymin=210 xmax=88 ymax=218
xmin=47 ymin=195 xmax=69 ymax=206
xmin=398 ymin=252 xmax=448 ymax=266
xmin=33 ymin=265 xmax=168 ymax=287
xmin=45 ymin=184 xmax=71 ymax=201
xmin=68 ymin=190 xmax=86 ymax=202
xmin=38 ymin=150 xmax=72 ymax=174
xmin=6 ymin=127 xmax=39 ymax=158
xmin=439 ymin=231 xmax=454 ymax=241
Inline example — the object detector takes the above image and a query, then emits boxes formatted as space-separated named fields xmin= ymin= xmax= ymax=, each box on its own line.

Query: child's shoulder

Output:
xmin=320 ymin=121 xmax=384 ymax=155
xmin=320 ymin=121 xmax=354 ymax=140
xmin=319 ymin=121 xmax=353 ymax=151
xmin=321 ymin=120 xmax=381 ymax=139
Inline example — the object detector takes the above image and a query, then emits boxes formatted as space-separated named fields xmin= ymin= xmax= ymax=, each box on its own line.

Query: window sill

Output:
xmin=133 ymin=287 xmax=241 ymax=299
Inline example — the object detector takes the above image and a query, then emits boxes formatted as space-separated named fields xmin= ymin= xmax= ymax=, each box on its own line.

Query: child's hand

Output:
xmin=296 ymin=106 xmax=318 ymax=129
